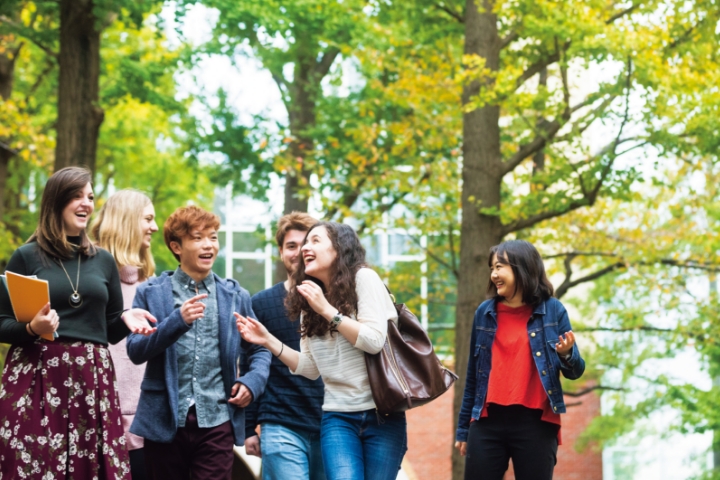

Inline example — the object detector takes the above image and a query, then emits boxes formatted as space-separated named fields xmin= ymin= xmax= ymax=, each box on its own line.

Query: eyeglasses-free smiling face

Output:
xmin=301 ymin=226 xmax=337 ymax=285
xmin=62 ymin=182 xmax=94 ymax=236
xmin=170 ymin=225 xmax=219 ymax=280
xmin=490 ymin=253 xmax=521 ymax=305
xmin=140 ymin=203 xmax=159 ymax=250
xmin=280 ymin=229 xmax=308 ymax=276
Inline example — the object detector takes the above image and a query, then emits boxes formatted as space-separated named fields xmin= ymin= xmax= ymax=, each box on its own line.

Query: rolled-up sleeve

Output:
xmin=353 ymin=269 xmax=397 ymax=354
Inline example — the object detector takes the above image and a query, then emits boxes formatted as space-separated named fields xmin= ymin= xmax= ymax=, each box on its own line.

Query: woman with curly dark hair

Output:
xmin=236 ymin=221 xmax=406 ymax=480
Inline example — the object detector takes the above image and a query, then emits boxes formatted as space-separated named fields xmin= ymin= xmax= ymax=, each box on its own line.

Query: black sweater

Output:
xmin=0 ymin=239 xmax=129 ymax=346
xmin=241 ymin=282 xmax=325 ymax=438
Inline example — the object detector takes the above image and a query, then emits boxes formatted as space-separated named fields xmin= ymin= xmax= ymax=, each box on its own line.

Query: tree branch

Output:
xmin=574 ymin=326 xmax=673 ymax=333
xmin=434 ymin=3 xmax=464 ymax=23
xmin=651 ymin=259 xmax=720 ymax=273
xmin=564 ymin=385 xmax=626 ymax=397
xmin=667 ymin=21 xmax=702 ymax=50
xmin=326 ymin=177 xmax=369 ymax=221
xmin=0 ymin=140 xmax=18 ymax=156
xmin=514 ymin=40 xmax=571 ymax=91
xmin=0 ymin=15 xmax=58 ymax=59
xmin=555 ymin=261 xmax=626 ymax=299
xmin=554 ymin=36 xmax=572 ymax=127
xmin=553 ymin=94 xmax=621 ymax=143
xmin=501 ymin=59 xmax=634 ymax=235
xmin=357 ymin=170 xmax=431 ymax=234
xmin=408 ymin=230 xmax=460 ymax=279
xmin=314 ymin=47 xmax=341 ymax=79
xmin=500 ymin=31 xmax=518 ymax=50
xmin=502 ymin=90 xmax=621 ymax=175
xmin=448 ymin=222 xmax=458 ymax=278
xmin=605 ymin=4 xmax=639 ymax=24
xmin=24 ymin=58 xmax=55 ymax=105
xmin=502 ymin=119 xmax=561 ymax=175
xmin=544 ymin=251 xmax=620 ymax=259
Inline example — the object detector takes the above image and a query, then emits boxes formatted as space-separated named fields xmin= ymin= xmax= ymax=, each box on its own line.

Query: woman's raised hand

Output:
xmin=122 ymin=308 xmax=157 ymax=336
xmin=235 ymin=314 xmax=269 ymax=346
xmin=296 ymin=281 xmax=333 ymax=318
xmin=555 ymin=331 xmax=576 ymax=355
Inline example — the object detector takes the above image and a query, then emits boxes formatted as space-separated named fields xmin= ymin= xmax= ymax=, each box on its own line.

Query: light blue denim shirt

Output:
xmin=172 ymin=267 xmax=229 ymax=428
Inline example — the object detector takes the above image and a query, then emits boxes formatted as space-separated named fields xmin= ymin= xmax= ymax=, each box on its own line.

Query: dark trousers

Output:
xmin=464 ymin=405 xmax=559 ymax=480
xmin=144 ymin=406 xmax=235 ymax=480
xmin=129 ymin=448 xmax=147 ymax=480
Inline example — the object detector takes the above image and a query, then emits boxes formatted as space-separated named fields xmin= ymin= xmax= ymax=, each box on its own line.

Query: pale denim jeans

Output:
xmin=261 ymin=423 xmax=326 ymax=480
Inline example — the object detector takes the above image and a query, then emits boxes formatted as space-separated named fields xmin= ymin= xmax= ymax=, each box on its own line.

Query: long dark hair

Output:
xmin=27 ymin=166 xmax=97 ymax=260
xmin=486 ymin=240 xmax=553 ymax=306
xmin=285 ymin=222 xmax=367 ymax=338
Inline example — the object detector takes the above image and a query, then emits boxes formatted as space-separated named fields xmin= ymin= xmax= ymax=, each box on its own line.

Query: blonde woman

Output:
xmin=91 ymin=189 xmax=159 ymax=479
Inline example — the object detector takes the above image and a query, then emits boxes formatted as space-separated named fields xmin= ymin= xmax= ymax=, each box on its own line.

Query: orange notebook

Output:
xmin=1 ymin=271 xmax=55 ymax=341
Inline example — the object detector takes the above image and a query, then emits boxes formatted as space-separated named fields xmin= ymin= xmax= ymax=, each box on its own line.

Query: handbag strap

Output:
xmin=383 ymin=284 xmax=396 ymax=304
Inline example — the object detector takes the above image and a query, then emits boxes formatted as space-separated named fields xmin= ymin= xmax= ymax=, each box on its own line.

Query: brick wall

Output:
xmin=404 ymin=387 xmax=602 ymax=480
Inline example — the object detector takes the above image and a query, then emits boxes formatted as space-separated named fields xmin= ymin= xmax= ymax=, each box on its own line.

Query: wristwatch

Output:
xmin=331 ymin=311 xmax=343 ymax=327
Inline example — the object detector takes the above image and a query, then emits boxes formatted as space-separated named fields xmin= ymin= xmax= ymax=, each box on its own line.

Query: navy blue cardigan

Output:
xmin=127 ymin=270 xmax=271 ymax=446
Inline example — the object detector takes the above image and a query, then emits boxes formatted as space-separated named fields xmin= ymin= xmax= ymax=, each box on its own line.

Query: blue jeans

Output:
xmin=321 ymin=410 xmax=408 ymax=480
xmin=261 ymin=423 xmax=326 ymax=480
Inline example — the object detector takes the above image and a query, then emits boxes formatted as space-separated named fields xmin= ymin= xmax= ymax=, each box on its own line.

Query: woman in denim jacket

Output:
xmin=455 ymin=240 xmax=585 ymax=480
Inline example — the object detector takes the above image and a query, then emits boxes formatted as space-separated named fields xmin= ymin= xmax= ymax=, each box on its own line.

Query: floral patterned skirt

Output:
xmin=0 ymin=339 xmax=130 ymax=479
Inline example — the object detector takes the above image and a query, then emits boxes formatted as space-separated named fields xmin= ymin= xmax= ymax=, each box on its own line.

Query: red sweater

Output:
xmin=481 ymin=303 xmax=562 ymax=443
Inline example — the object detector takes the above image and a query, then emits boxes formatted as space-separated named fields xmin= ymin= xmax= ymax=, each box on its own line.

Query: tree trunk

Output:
xmin=0 ymin=42 xmax=20 ymax=100
xmin=54 ymin=0 xmax=103 ymax=176
xmin=282 ymin=42 xmax=322 ymax=216
xmin=0 ymin=149 xmax=10 ymax=222
xmin=284 ymin=165 xmax=310 ymax=214
xmin=0 ymin=38 xmax=21 ymax=221
xmin=453 ymin=1 xmax=503 ymax=479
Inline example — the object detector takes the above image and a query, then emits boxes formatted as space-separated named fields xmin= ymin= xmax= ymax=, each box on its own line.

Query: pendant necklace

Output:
xmin=58 ymin=255 xmax=83 ymax=308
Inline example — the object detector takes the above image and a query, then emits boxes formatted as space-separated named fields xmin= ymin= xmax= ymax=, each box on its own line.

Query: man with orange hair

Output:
xmin=127 ymin=205 xmax=270 ymax=479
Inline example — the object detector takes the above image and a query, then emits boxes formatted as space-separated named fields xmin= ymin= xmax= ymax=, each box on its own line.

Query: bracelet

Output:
xmin=275 ymin=343 xmax=284 ymax=358
xmin=27 ymin=322 xmax=38 ymax=337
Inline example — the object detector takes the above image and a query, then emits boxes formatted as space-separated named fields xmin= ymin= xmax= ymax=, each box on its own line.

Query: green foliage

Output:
xmin=0 ymin=5 xmax=214 ymax=351
xmin=184 ymin=89 xmax=270 ymax=199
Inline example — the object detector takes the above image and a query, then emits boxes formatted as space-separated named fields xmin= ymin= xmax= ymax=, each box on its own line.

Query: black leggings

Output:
xmin=464 ymin=405 xmax=559 ymax=480
xmin=129 ymin=448 xmax=147 ymax=480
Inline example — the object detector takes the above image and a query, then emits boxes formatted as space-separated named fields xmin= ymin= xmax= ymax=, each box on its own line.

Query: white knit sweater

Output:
xmin=291 ymin=268 xmax=398 ymax=412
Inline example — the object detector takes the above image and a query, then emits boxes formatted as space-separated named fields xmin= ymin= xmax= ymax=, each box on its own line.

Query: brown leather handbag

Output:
xmin=365 ymin=295 xmax=458 ymax=415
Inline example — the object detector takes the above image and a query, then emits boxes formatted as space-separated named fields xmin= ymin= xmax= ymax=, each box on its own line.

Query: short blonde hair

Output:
xmin=91 ymin=189 xmax=156 ymax=280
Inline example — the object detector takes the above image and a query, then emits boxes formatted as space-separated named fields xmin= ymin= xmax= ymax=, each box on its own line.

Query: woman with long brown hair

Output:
xmin=0 ymin=167 xmax=157 ymax=478
xmin=91 ymin=189 xmax=159 ymax=479
xmin=236 ymin=221 xmax=407 ymax=480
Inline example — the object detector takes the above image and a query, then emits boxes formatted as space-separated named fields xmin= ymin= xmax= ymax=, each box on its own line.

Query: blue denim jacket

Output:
xmin=455 ymin=297 xmax=585 ymax=442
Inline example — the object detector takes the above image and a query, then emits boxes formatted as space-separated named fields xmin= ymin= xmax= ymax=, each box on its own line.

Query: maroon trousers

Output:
xmin=144 ymin=406 xmax=235 ymax=480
